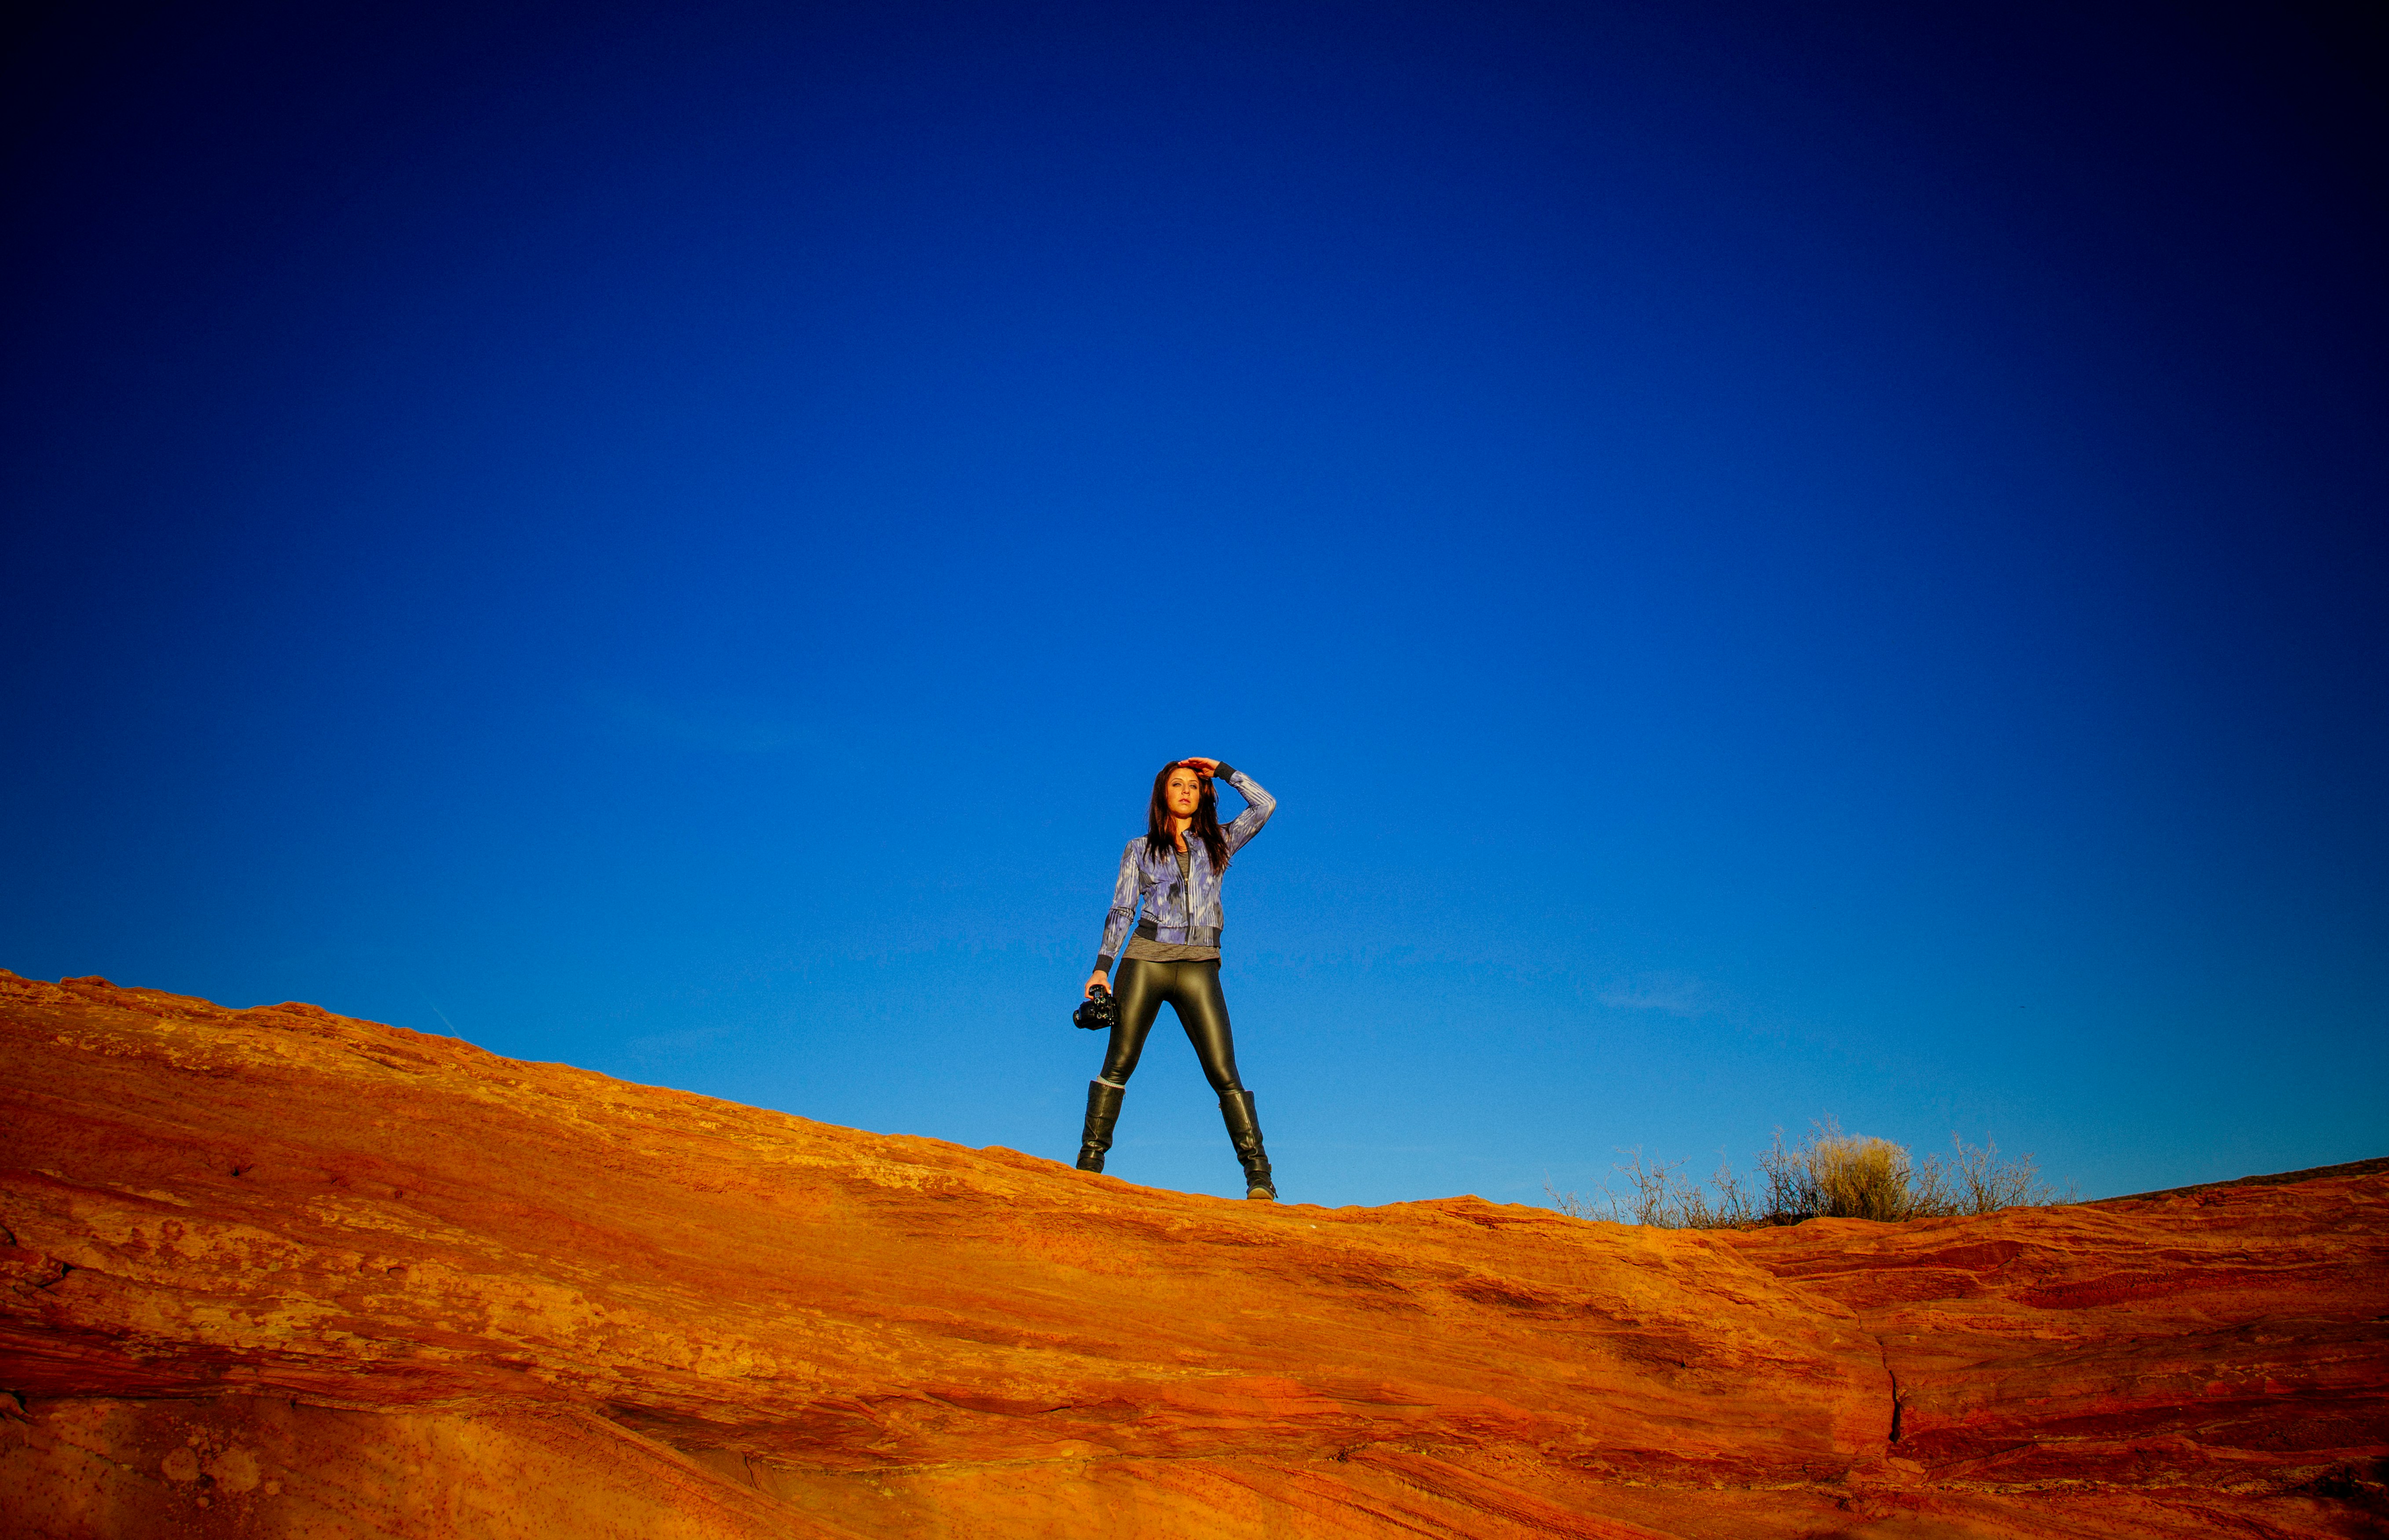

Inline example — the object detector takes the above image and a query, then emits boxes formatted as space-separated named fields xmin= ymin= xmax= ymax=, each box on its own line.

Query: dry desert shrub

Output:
xmin=1547 ymin=1118 xmax=2070 ymax=1229
xmin=1805 ymin=1128 xmax=1914 ymax=1221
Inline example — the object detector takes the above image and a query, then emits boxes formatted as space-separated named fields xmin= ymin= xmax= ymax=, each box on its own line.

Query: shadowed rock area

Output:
xmin=2 ymin=971 xmax=2383 ymax=1538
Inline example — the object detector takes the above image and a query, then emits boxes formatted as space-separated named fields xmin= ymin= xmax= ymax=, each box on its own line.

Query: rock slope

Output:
xmin=1 ymin=971 xmax=2382 ymax=1538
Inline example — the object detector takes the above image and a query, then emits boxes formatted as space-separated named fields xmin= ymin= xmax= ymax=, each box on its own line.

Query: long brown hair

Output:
xmin=1146 ymin=762 xmax=1229 ymax=871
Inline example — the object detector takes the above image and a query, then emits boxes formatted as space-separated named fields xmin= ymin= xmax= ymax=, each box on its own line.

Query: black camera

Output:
xmin=1073 ymin=985 xmax=1117 ymax=1032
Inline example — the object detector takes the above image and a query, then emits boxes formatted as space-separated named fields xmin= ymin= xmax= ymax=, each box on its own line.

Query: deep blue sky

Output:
xmin=6 ymin=1 xmax=2382 ymax=1208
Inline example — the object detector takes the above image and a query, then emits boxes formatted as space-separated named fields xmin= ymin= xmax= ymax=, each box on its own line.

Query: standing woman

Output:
xmin=1078 ymin=758 xmax=1279 ymax=1199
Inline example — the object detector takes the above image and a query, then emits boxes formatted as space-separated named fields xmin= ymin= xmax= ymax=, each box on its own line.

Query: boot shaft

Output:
xmin=1076 ymin=1080 xmax=1125 ymax=1173
xmin=1216 ymin=1088 xmax=1264 ymax=1160
xmin=1217 ymin=1089 xmax=1275 ymax=1199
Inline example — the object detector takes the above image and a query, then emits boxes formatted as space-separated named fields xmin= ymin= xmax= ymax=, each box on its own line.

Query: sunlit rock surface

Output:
xmin=2 ymin=970 xmax=2382 ymax=1538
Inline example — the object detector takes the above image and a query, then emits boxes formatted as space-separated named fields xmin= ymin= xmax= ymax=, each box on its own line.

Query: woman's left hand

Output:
xmin=1181 ymin=757 xmax=1220 ymax=778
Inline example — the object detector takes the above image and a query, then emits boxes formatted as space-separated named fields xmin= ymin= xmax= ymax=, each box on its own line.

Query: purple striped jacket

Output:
xmin=1094 ymin=766 xmax=1275 ymax=971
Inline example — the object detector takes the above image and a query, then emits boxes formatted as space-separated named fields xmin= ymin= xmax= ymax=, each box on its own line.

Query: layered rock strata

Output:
xmin=1 ymin=971 xmax=2382 ymax=1538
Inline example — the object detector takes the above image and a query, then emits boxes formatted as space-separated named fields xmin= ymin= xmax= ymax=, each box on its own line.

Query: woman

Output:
xmin=1078 ymin=757 xmax=1279 ymax=1199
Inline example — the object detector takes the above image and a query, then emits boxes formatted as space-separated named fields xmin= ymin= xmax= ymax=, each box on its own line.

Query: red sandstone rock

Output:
xmin=0 ymin=970 xmax=2382 ymax=1538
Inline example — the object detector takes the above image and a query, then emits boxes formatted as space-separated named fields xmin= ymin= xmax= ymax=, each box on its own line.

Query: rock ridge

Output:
xmin=2 ymin=971 xmax=2383 ymax=1537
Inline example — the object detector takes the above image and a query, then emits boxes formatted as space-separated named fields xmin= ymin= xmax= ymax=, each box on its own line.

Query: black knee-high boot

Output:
xmin=1218 ymin=1089 xmax=1275 ymax=1200
xmin=1076 ymin=1080 xmax=1124 ymax=1172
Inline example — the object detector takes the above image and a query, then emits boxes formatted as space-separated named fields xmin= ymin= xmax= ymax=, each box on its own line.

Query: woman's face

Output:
xmin=1164 ymin=768 xmax=1204 ymax=818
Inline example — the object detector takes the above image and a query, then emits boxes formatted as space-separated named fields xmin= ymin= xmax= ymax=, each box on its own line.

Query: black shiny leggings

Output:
xmin=1098 ymin=958 xmax=1244 ymax=1094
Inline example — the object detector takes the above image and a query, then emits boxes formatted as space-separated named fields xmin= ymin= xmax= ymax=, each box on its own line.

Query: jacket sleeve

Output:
xmin=1215 ymin=765 xmax=1275 ymax=854
xmin=1094 ymin=839 xmax=1144 ymax=973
